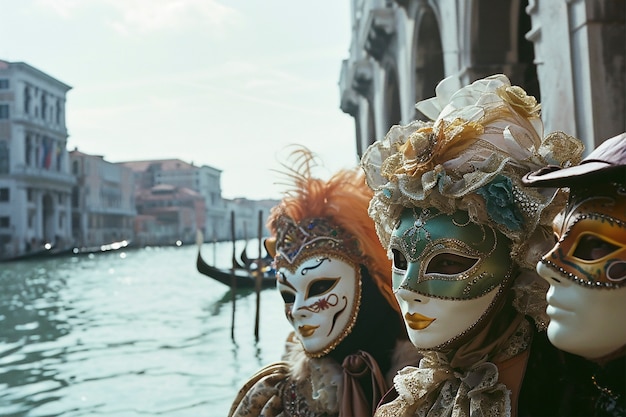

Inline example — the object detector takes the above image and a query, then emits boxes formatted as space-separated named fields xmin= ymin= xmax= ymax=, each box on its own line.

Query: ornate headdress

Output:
xmin=265 ymin=147 xmax=397 ymax=311
xmin=269 ymin=215 xmax=365 ymax=272
xmin=361 ymin=74 xmax=584 ymax=327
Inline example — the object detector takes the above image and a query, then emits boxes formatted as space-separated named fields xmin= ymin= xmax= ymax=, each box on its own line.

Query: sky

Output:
xmin=0 ymin=0 xmax=358 ymax=200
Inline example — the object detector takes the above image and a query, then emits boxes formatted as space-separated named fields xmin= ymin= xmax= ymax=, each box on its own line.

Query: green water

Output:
xmin=0 ymin=241 xmax=290 ymax=416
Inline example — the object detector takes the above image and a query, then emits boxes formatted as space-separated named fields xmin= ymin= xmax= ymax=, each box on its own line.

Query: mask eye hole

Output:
xmin=392 ymin=249 xmax=408 ymax=272
xmin=307 ymin=278 xmax=338 ymax=298
xmin=425 ymin=253 xmax=478 ymax=275
xmin=280 ymin=291 xmax=295 ymax=304
xmin=572 ymin=234 xmax=619 ymax=261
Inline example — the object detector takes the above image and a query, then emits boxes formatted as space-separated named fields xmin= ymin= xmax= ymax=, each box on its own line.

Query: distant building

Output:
xmin=134 ymin=183 xmax=205 ymax=246
xmin=223 ymin=198 xmax=277 ymax=241
xmin=69 ymin=148 xmax=136 ymax=248
xmin=339 ymin=0 xmax=624 ymax=156
xmin=120 ymin=159 xmax=228 ymax=240
xmin=0 ymin=59 xmax=75 ymax=259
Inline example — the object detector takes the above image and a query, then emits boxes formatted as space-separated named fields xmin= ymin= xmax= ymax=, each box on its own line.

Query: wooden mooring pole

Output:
xmin=230 ymin=211 xmax=237 ymax=341
xmin=254 ymin=210 xmax=263 ymax=341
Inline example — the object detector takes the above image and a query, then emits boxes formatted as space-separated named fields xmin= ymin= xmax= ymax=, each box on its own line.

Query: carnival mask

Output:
xmin=277 ymin=256 xmax=361 ymax=357
xmin=537 ymin=183 xmax=626 ymax=359
xmin=389 ymin=208 xmax=514 ymax=349
xmin=270 ymin=217 xmax=365 ymax=357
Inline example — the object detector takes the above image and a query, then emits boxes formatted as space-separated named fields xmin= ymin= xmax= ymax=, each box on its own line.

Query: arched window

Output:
xmin=413 ymin=6 xmax=444 ymax=120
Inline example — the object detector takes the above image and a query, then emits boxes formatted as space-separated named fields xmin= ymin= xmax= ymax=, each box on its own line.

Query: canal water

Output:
xmin=0 ymin=240 xmax=292 ymax=417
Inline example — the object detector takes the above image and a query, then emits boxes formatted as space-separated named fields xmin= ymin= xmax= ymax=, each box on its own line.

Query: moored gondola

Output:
xmin=195 ymin=231 xmax=276 ymax=289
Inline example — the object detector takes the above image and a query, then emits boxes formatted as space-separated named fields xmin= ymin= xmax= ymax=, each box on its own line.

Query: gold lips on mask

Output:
xmin=389 ymin=208 xmax=514 ymax=300
xmin=404 ymin=312 xmax=436 ymax=330
xmin=542 ymin=183 xmax=626 ymax=288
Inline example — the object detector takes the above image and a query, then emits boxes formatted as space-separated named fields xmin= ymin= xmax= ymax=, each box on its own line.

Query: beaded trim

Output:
xmin=561 ymin=212 xmax=625 ymax=238
xmin=273 ymin=216 xmax=364 ymax=273
xmin=540 ymin=258 xmax=624 ymax=289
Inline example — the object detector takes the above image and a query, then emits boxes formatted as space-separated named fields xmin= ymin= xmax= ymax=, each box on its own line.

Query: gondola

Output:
xmin=195 ymin=231 xmax=276 ymax=289
xmin=240 ymin=245 xmax=273 ymax=270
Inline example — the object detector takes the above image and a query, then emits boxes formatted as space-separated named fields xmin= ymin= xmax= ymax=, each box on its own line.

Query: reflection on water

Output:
xmin=0 ymin=241 xmax=290 ymax=416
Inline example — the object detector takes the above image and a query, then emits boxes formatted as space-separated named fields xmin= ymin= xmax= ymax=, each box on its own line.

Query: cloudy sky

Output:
xmin=0 ymin=0 xmax=357 ymax=200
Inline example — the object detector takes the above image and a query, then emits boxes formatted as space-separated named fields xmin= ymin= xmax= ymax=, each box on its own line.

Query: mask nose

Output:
xmin=292 ymin=295 xmax=312 ymax=320
xmin=536 ymin=259 xmax=565 ymax=285
xmin=393 ymin=261 xmax=421 ymax=291
xmin=395 ymin=287 xmax=426 ymax=304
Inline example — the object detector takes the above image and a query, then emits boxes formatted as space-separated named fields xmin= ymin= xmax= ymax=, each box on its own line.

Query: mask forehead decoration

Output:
xmin=273 ymin=215 xmax=364 ymax=273
xmin=361 ymin=74 xmax=585 ymax=329
xmin=390 ymin=208 xmax=514 ymax=300
xmin=542 ymin=183 xmax=626 ymax=288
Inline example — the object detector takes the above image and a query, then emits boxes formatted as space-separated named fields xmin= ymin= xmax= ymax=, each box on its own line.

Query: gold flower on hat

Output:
xmin=496 ymin=85 xmax=541 ymax=119
xmin=382 ymin=120 xmax=484 ymax=181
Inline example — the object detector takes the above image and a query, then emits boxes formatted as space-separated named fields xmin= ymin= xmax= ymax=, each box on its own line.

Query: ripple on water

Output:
xmin=0 ymin=242 xmax=291 ymax=417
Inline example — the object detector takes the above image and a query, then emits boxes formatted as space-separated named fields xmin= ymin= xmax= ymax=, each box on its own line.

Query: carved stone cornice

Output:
xmin=363 ymin=8 xmax=396 ymax=62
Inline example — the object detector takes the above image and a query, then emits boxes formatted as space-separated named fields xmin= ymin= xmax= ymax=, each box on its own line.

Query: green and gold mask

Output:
xmin=389 ymin=208 xmax=514 ymax=300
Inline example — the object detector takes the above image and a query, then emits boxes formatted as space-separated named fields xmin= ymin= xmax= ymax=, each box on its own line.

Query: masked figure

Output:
xmin=228 ymin=148 xmax=418 ymax=417
xmin=361 ymin=74 xmax=591 ymax=417
xmin=523 ymin=133 xmax=626 ymax=417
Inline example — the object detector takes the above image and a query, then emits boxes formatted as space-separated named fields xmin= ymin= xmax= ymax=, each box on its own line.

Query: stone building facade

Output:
xmin=121 ymin=159 xmax=228 ymax=242
xmin=69 ymin=149 xmax=136 ymax=248
xmin=339 ymin=0 xmax=625 ymax=155
xmin=0 ymin=60 xmax=74 ymax=259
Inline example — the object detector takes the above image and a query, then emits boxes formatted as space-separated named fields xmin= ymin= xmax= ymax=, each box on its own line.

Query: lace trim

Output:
xmin=375 ymin=352 xmax=512 ymax=417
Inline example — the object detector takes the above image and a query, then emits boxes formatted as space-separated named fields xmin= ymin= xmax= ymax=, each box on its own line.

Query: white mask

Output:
xmin=537 ymin=262 xmax=626 ymax=359
xmin=395 ymin=286 xmax=502 ymax=349
xmin=390 ymin=208 xmax=513 ymax=350
xmin=277 ymin=256 xmax=361 ymax=357
xmin=536 ymin=183 xmax=626 ymax=359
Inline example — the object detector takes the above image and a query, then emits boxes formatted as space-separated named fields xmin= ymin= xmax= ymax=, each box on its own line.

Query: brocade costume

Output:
xmin=229 ymin=334 xmax=419 ymax=417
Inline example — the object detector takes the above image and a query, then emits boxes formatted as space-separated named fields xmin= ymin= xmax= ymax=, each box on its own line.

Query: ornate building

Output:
xmin=0 ymin=60 xmax=74 ymax=259
xmin=339 ymin=0 xmax=625 ymax=155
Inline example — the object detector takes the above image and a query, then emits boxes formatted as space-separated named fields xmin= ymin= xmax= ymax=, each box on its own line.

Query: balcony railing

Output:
xmin=10 ymin=164 xmax=76 ymax=187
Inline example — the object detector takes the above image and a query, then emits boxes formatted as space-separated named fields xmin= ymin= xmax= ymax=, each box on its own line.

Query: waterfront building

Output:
xmin=134 ymin=183 xmax=206 ymax=246
xmin=120 ymin=159 xmax=228 ymax=241
xmin=69 ymin=149 xmax=136 ymax=248
xmin=0 ymin=59 xmax=74 ymax=259
xmin=339 ymin=0 xmax=624 ymax=155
